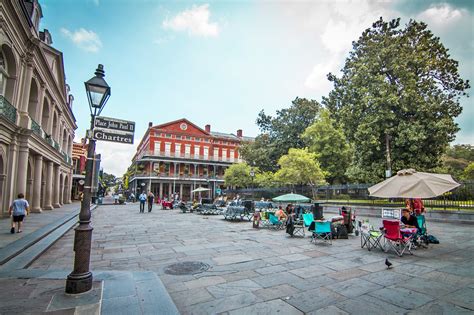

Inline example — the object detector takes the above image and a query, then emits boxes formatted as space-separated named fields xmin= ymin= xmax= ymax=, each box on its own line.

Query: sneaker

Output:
xmin=10 ymin=227 xmax=15 ymax=234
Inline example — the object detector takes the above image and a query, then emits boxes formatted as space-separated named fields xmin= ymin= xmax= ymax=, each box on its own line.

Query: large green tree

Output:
xmin=274 ymin=148 xmax=326 ymax=198
xmin=325 ymin=18 xmax=470 ymax=182
xmin=243 ymin=97 xmax=321 ymax=172
xmin=302 ymin=109 xmax=352 ymax=184
xmin=224 ymin=163 xmax=254 ymax=188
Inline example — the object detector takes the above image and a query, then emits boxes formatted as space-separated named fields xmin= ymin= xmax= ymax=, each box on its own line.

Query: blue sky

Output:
xmin=40 ymin=0 xmax=473 ymax=176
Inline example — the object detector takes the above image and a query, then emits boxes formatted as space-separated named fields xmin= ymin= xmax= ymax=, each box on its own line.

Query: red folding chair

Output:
xmin=382 ymin=220 xmax=413 ymax=256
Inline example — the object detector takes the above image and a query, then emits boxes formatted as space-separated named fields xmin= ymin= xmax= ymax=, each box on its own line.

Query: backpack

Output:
xmin=427 ymin=235 xmax=439 ymax=244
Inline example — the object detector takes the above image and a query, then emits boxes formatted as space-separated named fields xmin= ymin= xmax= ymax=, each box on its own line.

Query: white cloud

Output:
xmin=60 ymin=28 xmax=102 ymax=52
xmin=304 ymin=59 xmax=339 ymax=92
xmin=304 ymin=0 xmax=394 ymax=92
xmin=417 ymin=3 xmax=465 ymax=25
xmin=162 ymin=4 xmax=219 ymax=37
xmin=96 ymin=140 xmax=137 ymax=177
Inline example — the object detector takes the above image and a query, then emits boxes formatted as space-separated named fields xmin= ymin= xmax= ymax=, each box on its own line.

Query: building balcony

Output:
xmin=130 ymin=172 xmax=225 ymax=181
xmin=0 ymin=95 xmax=17 ymax=124
xmin=137 ymin=150 xmax=242 ymax=163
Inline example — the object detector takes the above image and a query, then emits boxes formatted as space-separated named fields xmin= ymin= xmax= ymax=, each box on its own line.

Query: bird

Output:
xmin=385 ymin=258 xmax=393 ymax=269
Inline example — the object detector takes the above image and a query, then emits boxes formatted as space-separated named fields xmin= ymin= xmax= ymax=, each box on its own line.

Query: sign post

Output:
xmin=93 ymin=116 xmax=135 ymax=144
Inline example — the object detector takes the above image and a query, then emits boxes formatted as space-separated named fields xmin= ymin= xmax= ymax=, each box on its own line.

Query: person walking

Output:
xmin=147 ymin=191 xmax=155 ymax=212
xmin=9 ymin=193 xmax=30 ymax=233
xmin=138 ymin=191 xmax=147 ymax=213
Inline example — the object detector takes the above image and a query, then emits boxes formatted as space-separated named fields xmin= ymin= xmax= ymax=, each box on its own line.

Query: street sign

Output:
xmin=93 ymin=116 xmax=135 ymax=144
xmin=93 ymin=129 xmax=134 ymax=144
xmin=94 ymin=116 xmax=135 ymax=133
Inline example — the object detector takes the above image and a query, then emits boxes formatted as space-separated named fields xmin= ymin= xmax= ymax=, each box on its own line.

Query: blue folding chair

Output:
xmin=313 ymin=221 xmax=332 ymax=245
xmin=269 ymin=213 xmax=284 ymax=230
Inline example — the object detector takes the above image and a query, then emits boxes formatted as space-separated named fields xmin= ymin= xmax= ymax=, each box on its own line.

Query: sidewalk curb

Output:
xmin=0 ymin=205 xmax=97 ymax=267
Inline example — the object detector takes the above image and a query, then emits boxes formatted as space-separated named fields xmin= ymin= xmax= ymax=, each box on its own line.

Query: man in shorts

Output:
xmin=9 ymin=193 xmax=30 ymax=233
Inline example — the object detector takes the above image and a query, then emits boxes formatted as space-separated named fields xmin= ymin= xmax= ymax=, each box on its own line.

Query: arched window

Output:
xmin=0 ymin=51 xmax=6 ymax=96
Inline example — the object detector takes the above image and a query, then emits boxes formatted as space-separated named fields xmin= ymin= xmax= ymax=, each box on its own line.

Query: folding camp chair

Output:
xmin=312 ymin=221 xmax=332 ymax=245
xmin=303 ymin=213 xmax=314 ymax=229
xmin=291 ymin=216 xmax=305 ymax=237
xmin=269 ymin=213 xmax=284 ymax=230
xmin=259 ymin=211 xmax=270 ymax=228
xmin=382 ymin=220 xmax=413 ymax=256
xmin=416 ymin=214 xmax=429 ymax=247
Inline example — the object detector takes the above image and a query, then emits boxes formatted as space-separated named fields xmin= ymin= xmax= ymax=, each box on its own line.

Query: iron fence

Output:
xmin=224 ymin=181 xmax=474 ymax=211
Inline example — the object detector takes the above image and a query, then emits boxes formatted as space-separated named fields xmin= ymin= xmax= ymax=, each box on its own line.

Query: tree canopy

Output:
xmin=223 ymin=163 xmax=254 ymax=188
xmin=302 ymin=109 xmax=352 ymax=184
xmin=274 ymin=148 xmax=326 ymax=198
xmin=243 ymin=97 xmax=321 ymax=172
xmin=325 ymin=18 xmax=470 ymax=182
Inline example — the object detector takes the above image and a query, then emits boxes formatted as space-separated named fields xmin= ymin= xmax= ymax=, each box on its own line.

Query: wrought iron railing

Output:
xmin=30 ymin=118 xmax=43 ymax=137
xmin=0 ymin=95 xmax=17 ymax=124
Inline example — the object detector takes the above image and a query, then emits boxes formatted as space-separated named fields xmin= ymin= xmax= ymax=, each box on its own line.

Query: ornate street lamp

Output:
xmin=66 ymin=64 xmax=111 ymax=294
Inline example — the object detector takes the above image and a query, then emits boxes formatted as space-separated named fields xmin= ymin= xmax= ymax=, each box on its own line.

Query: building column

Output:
xmin=16 ymin=144 xmax=29 ymax=197
xmin=59 ymin=174 xmax=64 ymax=206
xmin=31 ymin=155 xmax=43 ymax=213
xmin=53 ymin=165 xmax=60 ymax=208
xmin=18 ymin=58 xmax=34 ymax=128
xmin=4 ymin=136 xmax=18 ymax=213
xmin=43 ymin=161 xmax=54 ymax=210
xmin=36 ymin=84 xmax=46 ymax=124
xmin=168 ymin=183 xmax=172 ymax=198
xmin=179 ymin=183 xmax=183 ymax=200
xmin=65 ymin=171 xmax=72 ymax=204
xmin=159 ymin=182 xmax=163 ymax=200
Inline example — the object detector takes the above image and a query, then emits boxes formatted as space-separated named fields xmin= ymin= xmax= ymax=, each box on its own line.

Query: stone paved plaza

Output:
xmin=30 ymin=204 xmax=474 ymax=314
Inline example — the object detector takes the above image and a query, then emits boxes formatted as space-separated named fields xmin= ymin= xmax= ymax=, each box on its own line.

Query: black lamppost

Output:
xmin=66 ymin=64 xmax=110 ymax=294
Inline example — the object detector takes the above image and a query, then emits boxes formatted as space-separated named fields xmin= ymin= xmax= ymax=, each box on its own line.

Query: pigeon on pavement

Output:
xmin=385 ymin=258 xmax=393 ymax=269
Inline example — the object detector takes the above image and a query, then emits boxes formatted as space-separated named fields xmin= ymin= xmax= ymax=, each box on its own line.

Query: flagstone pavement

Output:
xmin=29 ymin=203 xmax=474 ymax=314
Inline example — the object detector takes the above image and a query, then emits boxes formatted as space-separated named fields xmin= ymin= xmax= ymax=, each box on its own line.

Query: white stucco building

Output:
xmin=0 ymin=0 xmax=77 ymax=216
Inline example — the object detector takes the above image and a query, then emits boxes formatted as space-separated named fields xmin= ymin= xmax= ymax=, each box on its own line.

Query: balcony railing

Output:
xmin=131 ymin=172 xmax=225 ymax=180
xmin=30 ymin=115 xmax=73 ymax=165
xmin=138 ymin=150 xmax=238 ymax=163
xmin=0 ymin=95 xmax=17 ymax=124
xmin=31 ymin=118 xmax=44 ymax=137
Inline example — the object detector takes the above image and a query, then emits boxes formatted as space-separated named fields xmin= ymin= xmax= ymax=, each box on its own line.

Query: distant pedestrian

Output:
xmin=138 ymin=192 xmax=147 ymax=213
xmin=147 ymin=191 xmax=155 ymax=212
xmin=9 ymin=193 xmax=30 ymax=233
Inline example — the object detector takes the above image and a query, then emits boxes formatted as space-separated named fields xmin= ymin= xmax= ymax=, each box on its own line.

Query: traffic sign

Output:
xmin=93 ymin=116 xmax=135 ymax=144
xmin=94 ymin=116 xmax=135 ymax=133
xmin=93 ymin=129 xmax=134 ymax=144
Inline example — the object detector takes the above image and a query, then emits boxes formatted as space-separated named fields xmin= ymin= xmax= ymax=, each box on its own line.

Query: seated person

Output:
xmin=275 ymin=206 xmax=287 ymax=221
xmin=413 ymin=198 xmax=425 ymax=215
xmin=401 ymin=208 xmax=419 ymax=231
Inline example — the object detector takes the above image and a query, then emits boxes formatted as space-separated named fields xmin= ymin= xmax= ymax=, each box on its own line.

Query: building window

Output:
xmin=185 ymin=144 xmax=191 ymax=157
xmin=196 ymin=137 xmax=201 ymax=142
xmin=203 ymin=147 xmax=209 ymax=159
xmin=194 ymin=145 xmax=200 ymax=159
xmin=154 ymin=141 xmax=161 ymax=155
xmin=184 ymin=164 xmax=190 ymax=175
xmin=213 ymin=148 xmax=219 ymax=161
xmin=230 ymin=149 xmax=235 ymax=162
xmin=165 ymin=142 xmax=171 ymax=156
xmin=165 ymin=134 xmax=171 ymax=138
xmin=0 ymin=51 xmax=6 ymax=96
xmin=222 ymin=148 xmax=228 ymax=161
xmin=203 ymin=166 xmax=208 ymax=177
xmin=175 ymin=143 xmax=181 ymax=157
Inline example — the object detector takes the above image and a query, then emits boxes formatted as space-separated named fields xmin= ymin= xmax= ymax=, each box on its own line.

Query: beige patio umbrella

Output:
xmin=191 ymin=187 xmax=210 ymax=193
xmin=368 ymin=169 xmax=460 ymax=198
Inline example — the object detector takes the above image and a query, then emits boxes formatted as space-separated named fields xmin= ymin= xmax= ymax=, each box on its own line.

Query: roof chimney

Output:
xmin=237 ymin=129 xmax=242 ymax=138
xmin=205 ymin=124 xmax=211 ymax=133
xmin=148 ymin=122 xmax=153 ymax=128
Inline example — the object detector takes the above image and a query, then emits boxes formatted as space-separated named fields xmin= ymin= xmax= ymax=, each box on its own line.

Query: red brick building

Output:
xmin=129 ymin=119 xmax=253 ymax=201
